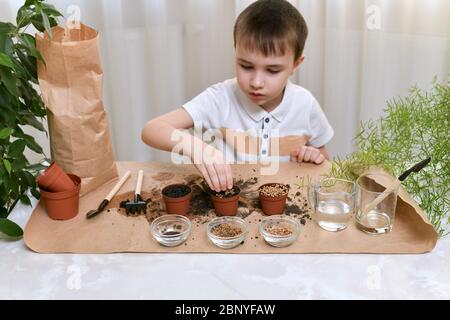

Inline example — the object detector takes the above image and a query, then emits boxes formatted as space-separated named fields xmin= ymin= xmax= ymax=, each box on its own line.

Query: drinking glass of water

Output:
xmin=355 ymin=173 xmax=399 ymax=234
xmin=308 ymin=178 xmax=356 ymax=232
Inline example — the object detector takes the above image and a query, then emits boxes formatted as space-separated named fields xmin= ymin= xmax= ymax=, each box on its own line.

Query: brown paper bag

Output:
xmin=36 ymin=23 xmax=117 ymax=196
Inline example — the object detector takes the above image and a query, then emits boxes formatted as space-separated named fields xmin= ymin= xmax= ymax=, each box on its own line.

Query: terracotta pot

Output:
xmin=259 ymin=183 xmax=289 ymax=216
xmin=210 ymin=186 xmax=241 ymax=216
xmin=39 ymin=174 xmax=81 ymax=220
xmin=37 ymin=162 xmax=75 ymax=192
xmin=162 ymin=184 xmax=192 ymax=215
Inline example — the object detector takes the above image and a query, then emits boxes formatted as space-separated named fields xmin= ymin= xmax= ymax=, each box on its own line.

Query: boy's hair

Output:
xmin=233 ymin=0 xmax=308 ymax=61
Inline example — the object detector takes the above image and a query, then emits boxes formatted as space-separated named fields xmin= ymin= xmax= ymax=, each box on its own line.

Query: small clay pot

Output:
xmin=210 ymin=186 xmax=241 ymax=216
xmin=37 ymin=162 xmax=75 ymax=192
xmin=162 ymin=184 xmax=192 ymax=215
xmin=39 ymin=174 xmax=81 ymax=220
xmin=258 ymin=183 xmax=290 ymax=215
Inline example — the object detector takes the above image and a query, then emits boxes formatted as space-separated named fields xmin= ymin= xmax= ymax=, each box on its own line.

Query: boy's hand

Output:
xmin=192 ymin=144 xmax=233 ymax=192
xmin=290 ymin=145 xmax=325 ymax=164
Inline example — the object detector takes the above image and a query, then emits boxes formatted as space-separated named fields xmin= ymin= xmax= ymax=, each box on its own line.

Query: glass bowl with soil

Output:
xmin=258 ymin=183 xmax=290 ymax=215
xmin=207 ymin=216 xmax=248 ymax=249
xmin=161 ymin=184 xmax=192 ymax=215
xmin=210 ymin=186 xmax=241 ymax=216
xmin=259 ymin=215 xmax=300 ymax=247
xmin=151 ymin=214 xmax=192 ymax=247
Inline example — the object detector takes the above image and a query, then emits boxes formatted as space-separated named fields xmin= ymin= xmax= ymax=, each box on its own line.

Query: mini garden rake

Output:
xmin=121 ymin=170 xmax=147 ymax=215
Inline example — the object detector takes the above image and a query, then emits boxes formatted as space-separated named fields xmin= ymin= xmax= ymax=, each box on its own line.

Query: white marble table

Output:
xmin=1 ymin=198 xmax=449 ymax=300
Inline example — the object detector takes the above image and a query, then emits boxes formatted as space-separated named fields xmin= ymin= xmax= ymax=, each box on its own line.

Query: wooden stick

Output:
xmin=105 ymin=171 xmax=131 ymax=201
xmin=363 ymin=179 xmax=401 ymax=213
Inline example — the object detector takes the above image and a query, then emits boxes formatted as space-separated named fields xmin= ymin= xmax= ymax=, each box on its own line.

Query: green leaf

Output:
xmin=0 ymin=218 xmax=23 ymax=238
xmin=41 ymin=3 xmax=63 ymax=16
xmin=16 ymin=49 xmax=37 ymax=77
xmin=0 ymin=207 xmax=7 ymax=219
xmin=3 ymin=159 xmax=12 ymax=175
xmin=0 ymin=52 xmax=14 ymax=69
xmin=40 ymin=10 xmax=52 ymax=38
xmin=16 ymin=6 xmax=34 ymax=29
xmin=0 ymin=128 xmax=14 ymax=139
xmin=16 ymin=34 xmax=43 ymax=61
xmin=0 ymin=34 xmax=14 ymax=56
xmin=19 ymin=194 xmax=32 ymax=207
xmin=20 ymin=113 xmax=46 ymax=132
xmin=8 ymin=139 xmax=26 ymax=158
xmin=0 ymin=22 xmax=16 ymax=35
xmin=13 ymin=132 xmax=43 ymax=154
xmin=30 ymin=187 xmax=40 ymax=200
xmin=21 ymin=170 xmax=36 ymax=187
xmin=11 ymin=157 xmax=27 ymax=172
xmin=0 ymin=66 xmax=18 ymax=96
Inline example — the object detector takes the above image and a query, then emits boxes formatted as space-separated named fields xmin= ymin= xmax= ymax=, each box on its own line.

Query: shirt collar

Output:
xmin=235 ymin=79 xmax=292 ymax=123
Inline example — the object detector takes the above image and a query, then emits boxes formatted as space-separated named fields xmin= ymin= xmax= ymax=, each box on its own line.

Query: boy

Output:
xmin=142 ymin=0 xmax=334 ymax=192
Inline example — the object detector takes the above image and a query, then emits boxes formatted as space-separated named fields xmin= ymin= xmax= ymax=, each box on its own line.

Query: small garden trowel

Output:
xmin=121 ymin=170 xmax=148 ymax=216
xmin=86 ymin=171 xmax=131 ymax=219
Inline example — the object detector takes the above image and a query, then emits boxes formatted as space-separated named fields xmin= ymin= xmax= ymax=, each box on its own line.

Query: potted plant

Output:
xmin=327 ymin=78 xmax=449 ymax=237
xmin=0 ymin=0 xmax=62 ymax=238
xmin=210 ymin=186 xmax=241 ymax=216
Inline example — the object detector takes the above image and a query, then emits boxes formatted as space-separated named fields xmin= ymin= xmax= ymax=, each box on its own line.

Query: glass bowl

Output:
xmin=259 ymin=215 xmax=301 ymax=247
xmin=207 ymin=216 xmax=248 ymax=249
xmin=151 ymin=215 xmax=192 ymax=247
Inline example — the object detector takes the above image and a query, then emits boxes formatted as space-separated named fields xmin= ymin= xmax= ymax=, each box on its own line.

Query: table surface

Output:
xmin=1 ymin=198 xmax=449 ymax=300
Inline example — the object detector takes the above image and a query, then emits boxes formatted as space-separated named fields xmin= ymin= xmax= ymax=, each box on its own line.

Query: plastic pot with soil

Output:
xmin=258 ymin=183 xmax=290 ymax=215
xmin=162 ymin=184 xmax=192 ymax=215
xmin=210 ymin=186 xmax=241 ymax=216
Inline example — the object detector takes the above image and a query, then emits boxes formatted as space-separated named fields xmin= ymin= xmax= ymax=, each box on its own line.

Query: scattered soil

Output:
xmin=284 ymin=189 xmax=312 ymax=225
xmin=151 ymin=172 xmax=175 ymax=181
xmin=259 ymin=183 xmax=289 ymax=197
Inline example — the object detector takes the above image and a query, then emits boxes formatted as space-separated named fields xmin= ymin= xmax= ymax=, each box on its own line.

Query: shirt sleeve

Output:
xmin=182 ymin=83 xmax=228 ymax=129
xmin=308 ymin=96 xmax=334 ymax=148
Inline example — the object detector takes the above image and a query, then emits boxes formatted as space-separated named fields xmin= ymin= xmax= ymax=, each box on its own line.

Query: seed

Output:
xmin=265 ymin=225 xmax=293 ymax=236
xmin=211 ymin=223 xmax=242 ymax=237
xmin=259 ymin=183 xmax=289 ymax=197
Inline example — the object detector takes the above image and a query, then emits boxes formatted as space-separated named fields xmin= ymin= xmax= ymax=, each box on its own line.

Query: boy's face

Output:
xmin=235 ymin=45 xmax=303 ymax=111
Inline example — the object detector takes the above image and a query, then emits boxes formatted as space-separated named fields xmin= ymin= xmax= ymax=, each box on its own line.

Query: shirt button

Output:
xmin=265 ymin=118 xmax=270 ymax=123
xmin=263 ymin=134 xmax=268 ymax=139
xmin=262 ymin=150 xmax=267 ymax=155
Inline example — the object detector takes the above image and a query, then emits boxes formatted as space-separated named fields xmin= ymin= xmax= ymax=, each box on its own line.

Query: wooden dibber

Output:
xmin=362 ymin=157 xmax=431 ymax=214
xmin=363 ymin=179 xmax=401 ymax=214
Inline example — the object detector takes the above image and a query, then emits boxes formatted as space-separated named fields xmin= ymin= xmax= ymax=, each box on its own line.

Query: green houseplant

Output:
xmin=328 ymin=78 xmax=449 ymax=237
xmin=0 ymin=0 xmax=62 ymax=238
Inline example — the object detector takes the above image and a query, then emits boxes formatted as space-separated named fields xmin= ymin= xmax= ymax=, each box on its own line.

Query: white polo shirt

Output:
xmin=182 ymin=78 xmax=334 ymax=163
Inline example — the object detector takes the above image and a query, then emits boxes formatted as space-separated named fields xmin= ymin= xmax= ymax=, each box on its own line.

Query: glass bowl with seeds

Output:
xmin=259 ymin=215 xmax=300 ymax=247
xmin=207 ymin=216 xmax=248 ymax=249
xmin=151 ymin=215 xmax=192 ymax=247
